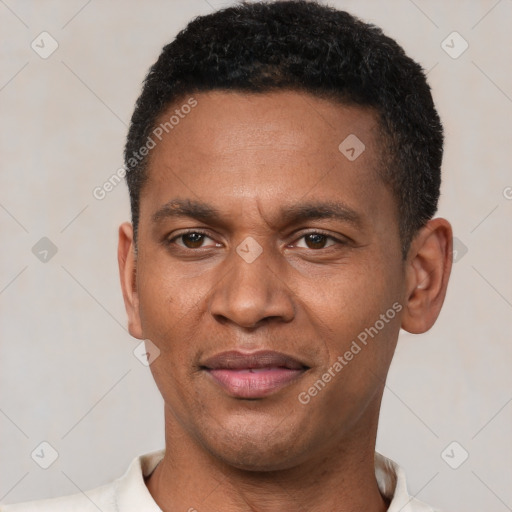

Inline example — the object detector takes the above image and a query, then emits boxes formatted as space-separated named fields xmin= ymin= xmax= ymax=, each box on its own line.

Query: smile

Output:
xmin=201 ymin=350 xmax=309 ymax=399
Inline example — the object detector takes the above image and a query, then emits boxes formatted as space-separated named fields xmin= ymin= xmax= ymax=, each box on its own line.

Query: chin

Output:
xmin=215 ymin=443 xmax=303 ymax=472
xmin=197 ymin=414 xmax=313 ymax=472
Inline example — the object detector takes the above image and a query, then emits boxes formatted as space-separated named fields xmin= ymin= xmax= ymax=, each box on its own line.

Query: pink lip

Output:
xmin=201 ymin=350 xmax=309 ymax=399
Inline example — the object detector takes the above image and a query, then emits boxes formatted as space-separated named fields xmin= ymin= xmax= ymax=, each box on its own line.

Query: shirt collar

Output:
xmin=114 ymin=449 xmax=165 ymax=511
xmin=375 ymin=452 xmax=435 ymax=511
xmin=114 ymin=449 xmax=430 ymax=511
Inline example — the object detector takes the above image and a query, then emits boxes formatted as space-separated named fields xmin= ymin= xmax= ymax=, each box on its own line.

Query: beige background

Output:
xmin=1 ymin=0 xmax=511 ymax=510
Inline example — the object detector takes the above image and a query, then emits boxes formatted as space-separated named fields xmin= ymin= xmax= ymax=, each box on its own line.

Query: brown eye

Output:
xmin=180 ymin=232 xmax=207 ymax=248
xmin=292 ymin=232 xmax=343 ymax=250
xmin=304 ymin=233 xmax=329 ymax=249
xmin=166 ymin=230 xmax=222 ymax=251
xmin=168 ymin=231 xmax=214 ymax=249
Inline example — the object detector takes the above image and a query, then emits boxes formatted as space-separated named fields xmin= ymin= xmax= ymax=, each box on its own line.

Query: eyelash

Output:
xmin=165 ymin=229 xmax=346 ymax=250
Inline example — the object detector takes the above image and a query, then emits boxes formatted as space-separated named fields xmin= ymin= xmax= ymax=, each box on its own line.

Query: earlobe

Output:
xmin=117 ymin=222 xmax=144 ymax=339
xmin=401 ymin=218 xmax=453 ymax=334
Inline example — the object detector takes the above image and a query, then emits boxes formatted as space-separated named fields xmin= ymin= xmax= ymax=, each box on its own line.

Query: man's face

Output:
xmin=126 ymin=91 xmax=407 ymax=470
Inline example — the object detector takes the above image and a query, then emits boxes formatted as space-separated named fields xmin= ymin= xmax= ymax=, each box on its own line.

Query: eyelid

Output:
xmin=288 ymin=229 xmax=348 ymax=248
xmin=290 ymin=228 xmax=346 ymax=240
xmin=166 ymin=228 xmax=219 ymax=247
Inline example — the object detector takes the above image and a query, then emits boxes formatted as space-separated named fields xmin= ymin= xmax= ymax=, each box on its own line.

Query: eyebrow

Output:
xmin=151 ymin=198 xmax=363 ymax=229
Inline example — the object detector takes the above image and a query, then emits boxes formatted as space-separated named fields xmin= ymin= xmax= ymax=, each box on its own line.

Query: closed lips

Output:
xmin=201 ymin=350 xmax=310 ymax=399
xmin=201 ymin=350 xmax=309 ymax=370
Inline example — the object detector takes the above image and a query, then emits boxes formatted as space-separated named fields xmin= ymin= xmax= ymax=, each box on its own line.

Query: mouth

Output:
xmin=201 ymin=350 xmax=310 ymax=399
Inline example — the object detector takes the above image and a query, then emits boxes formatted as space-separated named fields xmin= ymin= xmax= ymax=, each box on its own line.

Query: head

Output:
xmin=124 ymin=0 xmax=444 ymax=258
xmin=118 ymin=0 xmax=452 ymax=471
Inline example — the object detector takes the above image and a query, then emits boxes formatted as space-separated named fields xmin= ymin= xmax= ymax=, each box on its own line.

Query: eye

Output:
xmin=292 ymin=232 xmax=342 ymax=250
xmin=168 ymin=231 xmax=221 ymax=249
xmin=166 ymin=230 xmax=345 ymax=251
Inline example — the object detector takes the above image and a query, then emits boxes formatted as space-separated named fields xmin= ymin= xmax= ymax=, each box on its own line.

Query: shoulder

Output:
xmin=0 ymin=480 xmax=118 ymax=512
xmin=375 ymin=452 xmax=443 ymax=512
xmin=0 ymin=449 xmax=165 ymax=512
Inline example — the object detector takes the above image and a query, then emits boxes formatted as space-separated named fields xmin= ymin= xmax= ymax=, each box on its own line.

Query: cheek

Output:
xmin=136 ymin=253 xmax=200 ymax=337
xmin=301 ymin=254 xmax=402 ymax=391
xmin=302 ymin=267 xmax=390 ymax=338
xmin=134 ymin=253 xmax=212 ymax=376
xmin=301 ymin=281 xmax=401 ymax=435
xmin=135 ymin=272 xmax=198 ymax=403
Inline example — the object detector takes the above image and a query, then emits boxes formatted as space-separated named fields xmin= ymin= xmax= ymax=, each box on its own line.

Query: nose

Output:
xmin=209 ymin=242 xmax=295 ymax=329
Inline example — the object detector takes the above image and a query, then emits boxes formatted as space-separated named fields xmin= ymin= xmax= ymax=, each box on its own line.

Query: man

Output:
xmin=2 ymin=1 xmax=452 ymax=510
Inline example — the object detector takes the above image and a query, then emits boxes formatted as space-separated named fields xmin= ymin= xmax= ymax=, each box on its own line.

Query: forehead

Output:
xmin=144 ymin=91 xmax=382 ymax=181
xmin=151 ymin=90 xmax=381 ymax=162
xmin=139 ymin=90 xmax=394 ymax=230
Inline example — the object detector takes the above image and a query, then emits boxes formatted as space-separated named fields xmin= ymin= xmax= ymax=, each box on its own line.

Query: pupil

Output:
xmin=184 ymin=233 xmax=204 ymax=248
xmin=307 ymin=234 xmax=326 ymax=249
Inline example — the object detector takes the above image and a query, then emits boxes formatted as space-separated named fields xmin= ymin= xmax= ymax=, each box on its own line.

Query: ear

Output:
xmin=117 ymin=222 xmax=144 ymax=339
xmin=401 ymin=218 xmax=453 ymax=334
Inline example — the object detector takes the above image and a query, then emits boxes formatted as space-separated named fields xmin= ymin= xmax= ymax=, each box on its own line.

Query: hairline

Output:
xmin=128 ymin=87 xmax=409 ymax=259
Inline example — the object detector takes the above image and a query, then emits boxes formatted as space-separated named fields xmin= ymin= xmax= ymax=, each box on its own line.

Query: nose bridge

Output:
xmin=209 ymin=237 xmax=294 ymax=327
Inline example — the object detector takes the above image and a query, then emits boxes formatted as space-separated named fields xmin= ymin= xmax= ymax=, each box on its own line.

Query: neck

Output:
xmin=146 ymin=405 xmax=389 ymax=512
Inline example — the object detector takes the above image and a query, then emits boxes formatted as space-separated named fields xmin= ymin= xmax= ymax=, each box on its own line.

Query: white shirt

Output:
xmin=1 ymin=450 xmax=440 ymax=511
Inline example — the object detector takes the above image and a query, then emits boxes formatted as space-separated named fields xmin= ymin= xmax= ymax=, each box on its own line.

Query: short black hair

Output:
xmin=124 ymin=0 xmax=443 ymax=257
